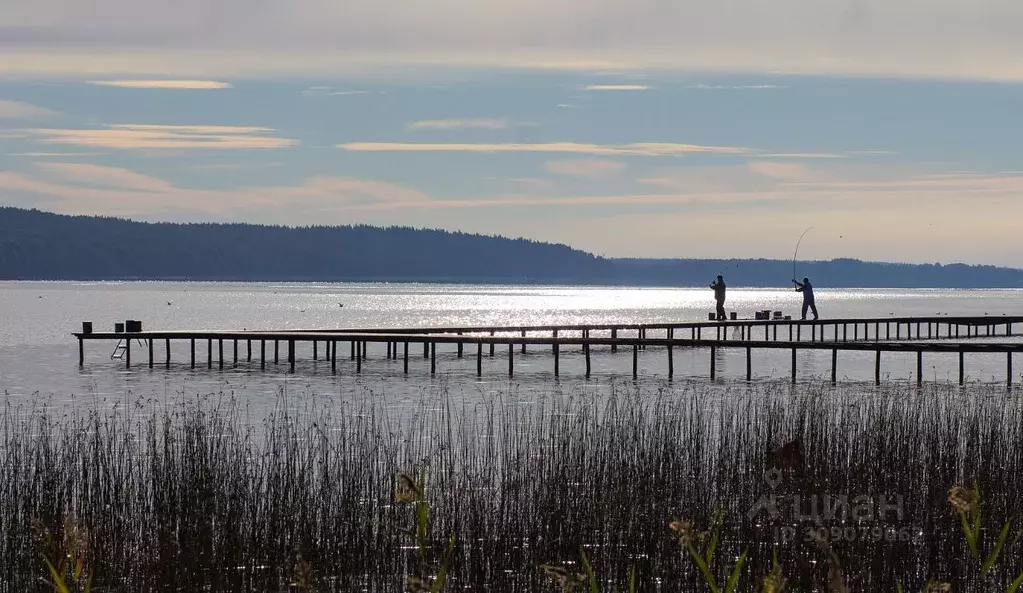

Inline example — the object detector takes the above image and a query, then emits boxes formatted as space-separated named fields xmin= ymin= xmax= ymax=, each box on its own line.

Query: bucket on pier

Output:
xmin=730 ymin=312 xmax=738 ymax=320
xmin=114 ymin=322 xmax=125 ymax=333
xmin=125 ymin=320 xmax=142 ymax=333
xmin=755 ymin=312 xmax=764 ymax=320
xmin=773 ymin=311 xmax=783 ymax=319
xmin=708 ymin=312 xmax=716 ymax=320
xmin=81 ymin=321 xmax=93 ymax=335
xmin=784 ymin=316 xmax=792 ymax=321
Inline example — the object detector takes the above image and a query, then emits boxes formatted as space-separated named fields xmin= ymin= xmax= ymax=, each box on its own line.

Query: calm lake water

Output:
xmin=1 ymin=281 xmax=1021 ymax=414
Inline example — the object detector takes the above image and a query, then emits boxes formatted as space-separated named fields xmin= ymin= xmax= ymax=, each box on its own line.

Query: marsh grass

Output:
xmin=1 ymin=381 xmax=1021 ymax=592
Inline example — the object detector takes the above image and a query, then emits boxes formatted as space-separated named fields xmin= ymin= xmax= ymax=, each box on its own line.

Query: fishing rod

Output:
xmin=791 ymin=226 xmax=813 ymax=284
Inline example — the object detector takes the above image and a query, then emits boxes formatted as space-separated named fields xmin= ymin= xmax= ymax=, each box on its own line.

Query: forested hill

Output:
xmin=1 ymin=207 xmax=1022 ymax=287
xmin=0 ymin=207 xmax=611 ymax=282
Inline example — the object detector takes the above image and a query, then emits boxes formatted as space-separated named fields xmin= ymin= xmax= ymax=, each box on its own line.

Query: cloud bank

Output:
xmin=1 ymin=0 xmax=1022 ymax=80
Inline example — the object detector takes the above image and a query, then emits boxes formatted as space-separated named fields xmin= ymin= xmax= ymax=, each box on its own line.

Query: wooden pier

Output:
xmin=74 ymin=315 xmax=1023 ymax=386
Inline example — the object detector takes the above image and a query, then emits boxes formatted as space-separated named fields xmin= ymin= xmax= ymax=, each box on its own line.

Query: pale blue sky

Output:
xmin=2 ymin=0 xmax=1023 ymax=265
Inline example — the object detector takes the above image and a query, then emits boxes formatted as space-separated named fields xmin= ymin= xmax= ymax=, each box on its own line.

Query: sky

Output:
xmin=2 ymin=0 xmax=1023 ymax=266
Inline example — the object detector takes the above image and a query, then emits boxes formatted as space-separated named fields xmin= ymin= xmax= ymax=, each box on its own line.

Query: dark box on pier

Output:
xmin=125 ymin=320 xmax=142 ymax=333
xmin=114 ymin=322 xmax=125 ymax=333
xmin=81 ymin=321 xmax=93 ymax=334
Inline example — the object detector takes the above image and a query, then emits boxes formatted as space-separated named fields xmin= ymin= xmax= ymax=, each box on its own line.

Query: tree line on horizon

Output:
xmin=1 ymin=207 xmax=1020 ymax=288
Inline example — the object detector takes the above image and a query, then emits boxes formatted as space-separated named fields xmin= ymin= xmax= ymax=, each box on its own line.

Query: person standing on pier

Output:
xmin=710 ymin=275 xmax=727 ymax=320
xmin=793 ymin=277 xmax=819 ymax=320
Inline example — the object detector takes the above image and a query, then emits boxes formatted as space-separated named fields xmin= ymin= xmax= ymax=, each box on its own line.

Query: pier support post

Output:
xmin=165 ymin=339 xmax=170 ymax=368
xmin=331 ymin=340 xmax=337 ymax=374
xmin=403 ymin=342 xmax=409 ymax=374
xmin=875 ymin=350 xmax=881 ymax=385
xmin=831 ymin=349 xmax=837 ymax=384
xmin=191 ymin=338 xmax=195 ymax=369
xmin=746 ymin=347 xmax=752 ymax=382
xmin=148 ymin=338 xmax=153 ymax=369
xmin=424 ymin=341 xmax=430 ymax=359
xmin=355 ymin=342 xmax=362 ymax=373
xmin=552 ymin=330 xmax=558 ymax=355
xmin=288 ymin=340 xmax=295 ymax=373
xmin=219 ymin=339 xmax=224 ymax=370
xmin=611 ymin=328 xmax=617 ymax=353
xmin=508 ymin=343 xmax=514 ymax=377
xmin=584 ymin=343 xmax=591 ymax=379
xmin=521 ymin=329 xmax=527 ymax=354
xmin=233 ymin=340 xmax=237 ymax=368
xmin=1008 ymin=352 xmax=1013 ymax=390
xmin=917 ymin=351 xmax=923 ymax=386
xmin=667 ymin=344 xmax=673 ymax=380
xmin=477 ymin=342 xmax=483 ymax=377
xmin=78 ymin=337 xmax=84 ymax=367
xmin=959 ymin=349 xmax=965 ymax=385
xmin=361 ymin=341 xmax=367 ymax=359
xmin=430 ymin=342 xmax=436 ymax=375
xmin=791 ymin=348 xmax=796 ymax=384
xmin=490 ymin=331 xmax=495 ymax=357
xmin=207 ymin=339 xmax=212 ymax=369
xmin=247 ymin=339 xmax=251 ymax=362
xmin=710 ymin=347 xmax=716 ymax=380
xmin=275 ymin=340 xmax=279 ymax=364
xmin=313 ymin=340 xmax=318 ymax=361
xmin=554 ymin=342 xmax=560 ymax=377
xmin=457 ymin=333 xmax=463 ymax=358
xmin=632 ymin=344 xmax=638 ymax=379
xmin=260 ymin=340 xmax=266 ymax=370
xmin=125 ymin=339 xmax=131 ymax=368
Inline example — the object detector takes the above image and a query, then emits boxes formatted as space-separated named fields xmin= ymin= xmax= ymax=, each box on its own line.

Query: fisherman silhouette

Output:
xmin=793 ymin=277 xmax=819 ymax=320
xmin=710 ymin=275 xmax=727 ymax=320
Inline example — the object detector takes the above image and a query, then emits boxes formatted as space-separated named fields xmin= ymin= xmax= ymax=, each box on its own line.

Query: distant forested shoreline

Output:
xmin=1 ymin=207 xmax=1020 ymax=288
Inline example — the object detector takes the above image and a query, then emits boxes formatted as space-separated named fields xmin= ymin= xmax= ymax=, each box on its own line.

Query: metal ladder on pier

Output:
xmin=110 ymin=338 xmax=149 ymax=360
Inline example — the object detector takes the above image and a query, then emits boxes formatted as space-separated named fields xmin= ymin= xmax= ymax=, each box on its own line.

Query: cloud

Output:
xmin=583 ymin=85 xmax=650 ymax=91
xmin=24 ymin=124 xmax=297 ymax=149
xmin=37 ymin=161 xmax=174 ymax=191
xmin=301 ymin=86 xmax=381 ymax=96
xmin=190 ymin=162 xmax=281 ymax=170
xmin=86 ymin=80 xmax=231 ymax=89
xmin=339 ymin=141 xmax=753 ymax=156
xmin=746 ymin=160 xmax=831 ymax=183
xmin=687 ymin=84 xmax=786 ymax=90
xmin=5 ymin=0 xmax=1023 ymax=81
xmin=0 ymin=99 xmax=58 ymax=119
xmin=7 ymin=152 xmax=102 ymax=157
xmin=544 ymin=159 xmax=626 ymax=178
xmin=0 ymin=163 xmax=428 ymax=218
xmin=407 ymin=118 xmax=509 ymax=130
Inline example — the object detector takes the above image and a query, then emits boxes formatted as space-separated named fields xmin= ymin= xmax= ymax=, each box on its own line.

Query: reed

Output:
xmin=1 ymin=380 xmax=1021 ymax=592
